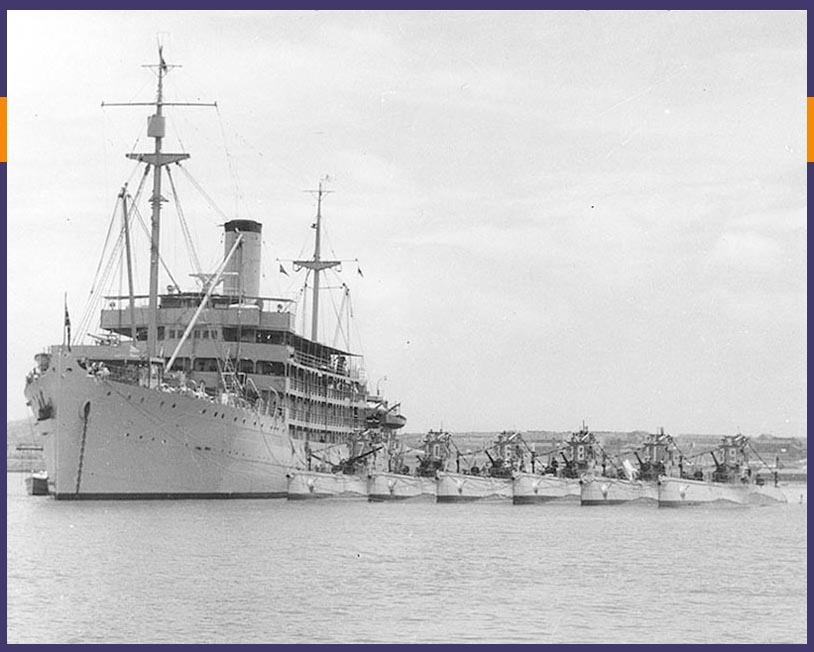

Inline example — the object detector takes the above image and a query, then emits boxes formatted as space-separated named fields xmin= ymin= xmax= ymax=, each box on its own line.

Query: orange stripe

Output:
xmin=809 ymin=97 xmax=814 ymax=163
xmin=0 ymin=97 xmax=6 ymax=163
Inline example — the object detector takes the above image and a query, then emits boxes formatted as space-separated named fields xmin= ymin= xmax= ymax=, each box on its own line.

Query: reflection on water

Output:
xmin=6 ymin=473 xmax=806 ymax=644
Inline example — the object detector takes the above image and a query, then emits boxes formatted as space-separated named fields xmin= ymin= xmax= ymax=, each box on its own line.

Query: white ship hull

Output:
xmin=286 ymin=470 xmax=368 ymax=500
xmin=658 ymin=476 xmax=788 ymax=507
xmin=367 ymin=472 xmax=436 ymax=502
xmin=436 ymin=471 xmax=513 ymax=503
xmin=24 ymin=352 xmax=304 ymax=499
xmin=512 ymin=473 xmax=581 ymax=504
xmin=580 ymin=476 xmax=658 ymax=505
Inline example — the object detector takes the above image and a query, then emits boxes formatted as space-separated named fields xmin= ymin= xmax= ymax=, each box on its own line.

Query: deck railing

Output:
xmin=290 ymin=349 xmax=365 ymax=381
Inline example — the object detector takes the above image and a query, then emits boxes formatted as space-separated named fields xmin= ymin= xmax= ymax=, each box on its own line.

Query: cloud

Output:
xmin=727 ymin=205 xmax=806 ymax=234
xmin=707 ymin=231 xmax=783 ymax=273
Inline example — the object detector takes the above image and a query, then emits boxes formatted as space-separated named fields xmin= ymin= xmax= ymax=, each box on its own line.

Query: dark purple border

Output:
xmin=0 ymin=10 xmax=4 ymax=94
xmin=0 ymin=7 xmax=809 ymax=651
xmin=1 ymin=7 xmax=7 ymax=649
xmin=807 ymin=13 xmax=812 ymax=651
xmin=0 ymin=2 xmax=813 ymax=6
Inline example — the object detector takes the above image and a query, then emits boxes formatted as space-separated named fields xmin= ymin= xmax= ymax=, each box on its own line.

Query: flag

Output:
xmin=279 ymin=264 xmax=289 ymax=276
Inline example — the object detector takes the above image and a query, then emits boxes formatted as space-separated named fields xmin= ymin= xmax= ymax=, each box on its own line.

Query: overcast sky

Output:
xmin=6 ymin=10 xmax=807 ymax=438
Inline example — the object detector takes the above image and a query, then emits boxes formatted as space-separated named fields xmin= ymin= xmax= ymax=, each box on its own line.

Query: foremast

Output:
xmin=102 ymin=46 xmax=215 ymax=358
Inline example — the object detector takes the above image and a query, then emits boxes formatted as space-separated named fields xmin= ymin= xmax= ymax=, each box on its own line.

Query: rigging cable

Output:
xmin=77 ymin=225 xmax=127 ymax=341
xmin=165 ymin=165 xmax=203 ymax=276
xmin=77 ymin=176 xmax=143 ymax=339
xmin=215 ymin=105 xmax=246 ymax=220
xmin=331 ymin=281 xmax=350 ymax=350
xmin=746 ymin=440 xmax=776 ymax=472
xmin=77 ymin=165 xmax=150 ymax=340
xmin=79 ymin=194 xmax=125 ymax=329
xmin=176 ymin=164 xmax=231 ymax=224
xmin=129 ymin=199 xmax=183 ymax=292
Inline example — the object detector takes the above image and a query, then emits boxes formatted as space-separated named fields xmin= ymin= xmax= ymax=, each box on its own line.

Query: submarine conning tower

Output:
xmin=223 ymin=219 xmax=262 ymax=299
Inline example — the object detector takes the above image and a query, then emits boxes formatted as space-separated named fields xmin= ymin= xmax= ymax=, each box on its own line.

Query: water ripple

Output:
xmin=6 ymin=475 xmax=806 ymax=643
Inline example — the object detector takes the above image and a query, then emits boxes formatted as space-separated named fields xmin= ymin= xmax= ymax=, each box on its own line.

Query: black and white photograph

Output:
xmin=6 ymin=10 xmax=806 ymax=644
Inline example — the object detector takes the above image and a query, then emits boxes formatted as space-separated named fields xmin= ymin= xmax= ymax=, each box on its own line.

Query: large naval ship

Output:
xmin=23 ymin=48 xmax=404 ymax=499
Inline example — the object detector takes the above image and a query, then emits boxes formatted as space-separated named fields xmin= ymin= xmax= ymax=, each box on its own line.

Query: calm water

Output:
xmin=6 ymin=473 xmax=807 ymax=644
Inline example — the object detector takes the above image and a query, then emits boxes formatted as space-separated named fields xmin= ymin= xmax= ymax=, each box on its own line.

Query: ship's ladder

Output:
xmin=218 ymin=357 xmax=244 ymax=398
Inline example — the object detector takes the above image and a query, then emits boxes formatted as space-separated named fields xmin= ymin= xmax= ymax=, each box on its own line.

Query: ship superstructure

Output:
xmin=23 ymin=48 xmax=404 ymax=499
xmin=97 ymin=213 xmax=372 ymax=447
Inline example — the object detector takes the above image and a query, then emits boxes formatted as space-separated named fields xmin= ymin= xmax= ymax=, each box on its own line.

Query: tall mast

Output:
xmin=294 ymin=178 xmax=340 ymax=342
xmin=103 ymin=45 xmax=215 ymax=358
xmin=144 ymin=51 xmax=167 ymax=358
xmin=310 ymin=182 xmax=327 ymax=341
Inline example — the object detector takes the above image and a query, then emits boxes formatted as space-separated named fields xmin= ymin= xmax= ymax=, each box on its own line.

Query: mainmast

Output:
xmin=103 ymin=46 xmax=215 ymax=358
xmin=294 ymin=178 xmax=341 ymax=342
